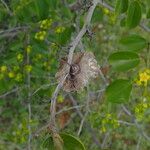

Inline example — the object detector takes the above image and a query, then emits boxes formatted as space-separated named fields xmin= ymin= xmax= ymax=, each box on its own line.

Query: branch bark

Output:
xmin=49 ymin=0 xmax=99 ymax=135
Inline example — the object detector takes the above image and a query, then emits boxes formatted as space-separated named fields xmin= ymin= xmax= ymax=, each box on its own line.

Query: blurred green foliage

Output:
xmin=0 ymin=0 xmax=150 ymax=150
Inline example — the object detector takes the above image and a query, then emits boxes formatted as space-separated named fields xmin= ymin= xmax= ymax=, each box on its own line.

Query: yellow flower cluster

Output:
xmin=55 ymin=26 xmax=65 ymax=34
xmin=24 ymin=65 xmax=32 ymax=73
xmin=17 ymin=53 xmax=23 ymax=62
xmin=100 ymin=113 xmax=120 ymax=133
xmin=136 ymin=69 xmax=150 ymax=86
xmin=0 ymin=65 xmax=23 ymax=82
xmin=34 ymin=18 xmax=52 ymax=41
xmin=8 ymin=72 xmax=15 ymax=78
xmin=102 ymin=8 xmax=116 ymax=24
xmin=1 ymin=65 xmax=7 ymax=73
xmin=40 ymin=19 xmax=52 ymax=30
xmin=134 ymin=98 xmax=150 ymax=121
xmin=35 ymin=31 xmax=46 ymax=41
xmin=103 ymin=8 xmax=110 ymax=15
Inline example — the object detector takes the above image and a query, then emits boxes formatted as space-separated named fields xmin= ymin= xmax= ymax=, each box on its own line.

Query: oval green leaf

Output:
xmin=126 ymin=1 xmax=142 ymax=29
xmin=61 ymin=133 xmax=85 ymax=150
xmin=115 ymin=0 xmax=128 ymax=15
xmin=42 ymin=133 xmax=86 ymax=150
xmin=108 ymin=51 xmax=140 ymax=72
xmin=119 ymin=34 xmax=147 ymax=52
xmin=106 ymin=79 xmax=132 ymax=103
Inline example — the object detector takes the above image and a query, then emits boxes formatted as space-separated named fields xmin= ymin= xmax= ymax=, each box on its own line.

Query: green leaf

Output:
xmin=108 ymin=51 xmax=140 ymax=72
xmin=126 ymin=1 xmax=142 ymax=29
xmin=15 ymin=1 xmax=37 ymax=22
xmin=119 ymin=34 xmax=147 ymax=52
xmin=42 ymin=133 xmax=85 ymax=150
xmin=61 ymin=133 xmax=85 ymax=150
xmin=33 ymin=0 xmax=50 ymax=19
xmin=42 ymin=135 xmax=54 ymax=149
xmin=106 ymin=79 xmax=132 ymax=103
xmin=115 ymin=0 xmax=128 ymax=15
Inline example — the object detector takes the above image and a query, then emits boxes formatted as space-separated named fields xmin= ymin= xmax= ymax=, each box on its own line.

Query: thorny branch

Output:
xmin=49 ymin=0 xmax=99 ymax=134
xmin=0 ymin=26 xmax=29 ymax=38
xmin=0 ymin=88 xmax=18 ymax=99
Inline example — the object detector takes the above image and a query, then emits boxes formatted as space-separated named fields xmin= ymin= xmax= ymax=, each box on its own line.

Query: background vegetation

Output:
xmin=0 ymin=0 xmax=150 ymax=149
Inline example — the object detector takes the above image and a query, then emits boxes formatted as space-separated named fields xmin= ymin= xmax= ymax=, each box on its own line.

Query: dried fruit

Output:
xmin=56 ymin=52 xmax=99 ymax=92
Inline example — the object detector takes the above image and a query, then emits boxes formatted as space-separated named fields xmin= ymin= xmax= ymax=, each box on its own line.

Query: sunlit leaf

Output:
xmin=109 ymin=51 xmax=140 ymax=71
xmin=119 ymin=34 xmax=147 ymax=52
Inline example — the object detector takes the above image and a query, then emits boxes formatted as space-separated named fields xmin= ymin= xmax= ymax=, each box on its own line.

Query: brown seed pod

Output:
xmin=55 ymin=52 xmax=99 ymax=92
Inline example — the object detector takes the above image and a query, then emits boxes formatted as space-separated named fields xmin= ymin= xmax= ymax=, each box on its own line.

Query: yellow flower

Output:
xmin=139 ymin=72 xmax=150 ymax=82
xmin=135 ymin=79 xmax=142 ymax=86
xmin=136 ymin=69 xmax=150 ymax=86
xmin=26 ymin=45 xmax=32 ymax=54
xmin=135 ymin=107 xmax=140 ymax=113
xmin=8 ymin=71 xmax=15 ymax=78
xmin=35 ymin=31 xmax=46 ymax=41
xmin=100 ymin=126 xmax=106 ymax=133
xmin=15 ymin=73 xmax=23 ymax=82
xmin=1 ymin=65 xmax=7 ymax=73
xmin=143 ymin=103 xmax=148 ymax=109
xmin=40 ymin=19 xmax=52 ymax=30
xmin=17 ymin=53 xmax=23 ymax=62
xmin=145 ymin=69 xmax=150 ymax=74
xmin=55 ymin=26 xmax=65 ymax=34
xmin=134 ymin=99 xmax=150 ymax=121
xmin=24 ymin=65 xmax=32 ymax=72
xmin=103 ymin=8 xmax=110 ymax=15
xmin=57 ymin=95 xmax=64 ymax=103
